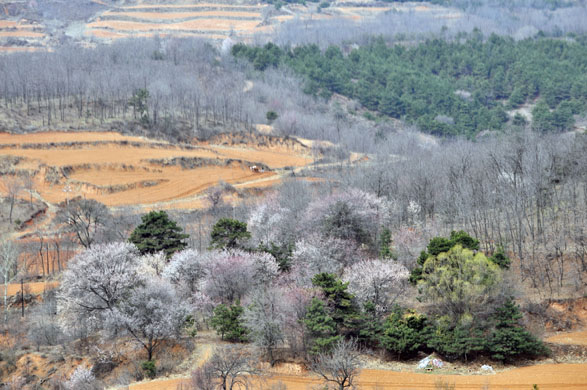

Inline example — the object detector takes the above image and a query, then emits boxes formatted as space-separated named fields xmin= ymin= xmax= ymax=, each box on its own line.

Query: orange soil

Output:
xmin=547 ymin=330 xmax=587 ymax=346
xmin=0 ymin=131 xmax=146 ymax=144
xmin=0 ymin=131 xmax=312 ymax=208
xmin=4 ymin=281 xmax=58 ymax=296
xmin=129 ymin=363 xmax=587 ymax=390
xmin=120 ymin=3 xmax=263 ymax=10
xmin=0 ymin=21 xmax=18 ymax=28
xmin=89 ymin=29 xmax=128 ymax=39
xmin=104 ymin=10 xmax=261 ymax=20
xmin=89 ymin=29 xmax=227 ymax=40
xmin=0 ymin=46 xmax=43 ymax=53
xmin=88 ymin=19 xmax=260 ymax=32
xmin=0 ymin=30 xmax=44 ymax=38
xmin=235 ymin=177 xmax=282 ymax=189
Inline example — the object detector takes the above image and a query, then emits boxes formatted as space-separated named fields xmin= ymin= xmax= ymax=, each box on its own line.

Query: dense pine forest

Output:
xmin=233 ymin=34 xmax=587 ymax=137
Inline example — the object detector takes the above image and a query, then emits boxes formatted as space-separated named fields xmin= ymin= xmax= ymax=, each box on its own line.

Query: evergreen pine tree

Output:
xmin=129 ymin=210 xmax=188 ymax=258
xmin=210 ymin=218 xmax=251 ymax=250
xmin=489 ymin=298 xmax=548 ymax=362
xmin=304 ymin=298 xmax=341 ymax=354
xmin=210 ymin=301 xmax=248 ymax=342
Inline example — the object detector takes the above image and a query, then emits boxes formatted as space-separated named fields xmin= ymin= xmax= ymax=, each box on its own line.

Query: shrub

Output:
xmin=489 ymin=245 xmax=511 ymax=269
xmin=266 ymin=111 xmax=278 ymax=122
xmin=427 ymin=322 xmax=486 ymax=362
xmin=141 ymin=360 xmax=157 ymax=379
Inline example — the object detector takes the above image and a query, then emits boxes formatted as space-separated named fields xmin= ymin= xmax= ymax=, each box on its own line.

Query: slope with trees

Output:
xmin=233 ymin=34 xmax=587 ymax=137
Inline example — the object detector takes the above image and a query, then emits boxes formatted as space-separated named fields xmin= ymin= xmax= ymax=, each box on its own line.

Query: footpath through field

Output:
xmin=128 ymin=362 xmax=587 ymax=390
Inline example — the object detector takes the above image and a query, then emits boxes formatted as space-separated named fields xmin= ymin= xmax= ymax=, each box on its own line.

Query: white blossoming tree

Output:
xmin=201 ymin=250 xmax=279 ymax=304
xmin=64 ymin=365 xmax=99 ymax=390
xmin=107 ymin=278 xmax=188 ymax=361
xmin=57 ymin=242 xmax=143 ymax=333
xmin=342 ymin=259 xmax=409 ymax=315
xmin=163 ymin=249 xmax=208 ymax=300
xmin=58 ymin=242 xmax=188 ymax=361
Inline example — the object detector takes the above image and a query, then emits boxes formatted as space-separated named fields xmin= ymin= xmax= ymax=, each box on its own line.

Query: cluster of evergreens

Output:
xmin=232 ymin=34 xmax=587 ymax=137
xmin=206 ymin=222 xmax=547 ymax=363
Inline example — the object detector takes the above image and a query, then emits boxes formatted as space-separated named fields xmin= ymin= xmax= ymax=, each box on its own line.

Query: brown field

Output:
xmin=0 ymin=30 xmax=44 ymax=38
xmin=88 ymin=19 xmax=260 ymax=32
xmin=129 ymin=363 xmax=587 ymax=390
xmin=0 ymin=131 xmax=144 ymax=144
xmin=0 ymin=131 xmax=313 ymax=209
xmin=87 ymin=2 xmax=267 ymax=40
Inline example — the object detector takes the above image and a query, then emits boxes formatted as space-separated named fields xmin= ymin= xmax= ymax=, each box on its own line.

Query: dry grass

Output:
xmin=547 ymin=330 xmax=587 ymax=346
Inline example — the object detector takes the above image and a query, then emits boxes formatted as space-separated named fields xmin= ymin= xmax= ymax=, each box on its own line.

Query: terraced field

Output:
xmin=0 ymin=1 xmax=463 ymax=50
xmin=0 ymin=131 xmax=314 ymax=210
xmin=86 ymin=3 xmax=269 ymax=41
xmin=83 ymin=1 xmax=421 ymax=43
xmin=0 ymin=19 xmax=47 ymax=52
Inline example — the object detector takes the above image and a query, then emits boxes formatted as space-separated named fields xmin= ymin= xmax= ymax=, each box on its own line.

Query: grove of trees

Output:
xmin=233 ymin=33 xmax=587 ymax=137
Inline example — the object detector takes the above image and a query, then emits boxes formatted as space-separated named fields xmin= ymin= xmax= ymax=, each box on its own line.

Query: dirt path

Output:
xmin=125 ymin=362 xmax=587 ymax=390
xmin=129 ymin=343 xmax=214 ymax=390
xmin=124 ymin=326 xmax=587 ymax=390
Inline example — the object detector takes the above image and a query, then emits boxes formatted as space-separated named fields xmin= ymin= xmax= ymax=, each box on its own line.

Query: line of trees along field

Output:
xmin=233 ymin=33 xmax=587 ymax=137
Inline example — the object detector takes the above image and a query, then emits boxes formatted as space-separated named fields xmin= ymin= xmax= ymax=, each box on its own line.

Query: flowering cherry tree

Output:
xmin=201 ymin=250 xmax=279 ymax=304
xmin=58 ymin=242 xmax=188 ymax=361
xmin=107 ymin=278 xmax=188 ymax=361
xmin=163 ymin=249 xmax=208 ymax=300
xmin=64 ymin=366 xmax=99 ymax=390
xmin=304 ymin=188 xmax=391 ymax=246
xmin=247 ymin=197 xmax=294 ymax=247
xmin=292 ymin=234 xmax=363 ymax=285
xmin=242 ymin=287 xmax=285 ymax=366
xmin=342 ymin=259 xmax=409 ymax=315
xmin=57 ymin=242 xmax=143 ymax=333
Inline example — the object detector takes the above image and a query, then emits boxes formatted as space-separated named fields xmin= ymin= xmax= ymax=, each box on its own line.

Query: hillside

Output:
xmin=0 ymin=1 xmax=586 ymax=390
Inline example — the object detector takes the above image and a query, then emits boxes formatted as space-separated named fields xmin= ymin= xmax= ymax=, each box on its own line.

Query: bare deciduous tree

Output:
xmin=2 ymin=174 xmax=23 ymax=224
xmin=0 ymin=237 xmax=20 ymax=322
xmin=191 ymin=346 xmax=259 ymax=390
xmin=311 ymin=339 xmax=361 ymax=390
xmin=55 ymin=197 xmax=110 ymax=249
xmin=242 ymin=287 xmax=285 ymax=366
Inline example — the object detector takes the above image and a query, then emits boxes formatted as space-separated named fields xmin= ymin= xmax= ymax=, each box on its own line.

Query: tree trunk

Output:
xmin=4 ymin=280 xmax=7 ymax=323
